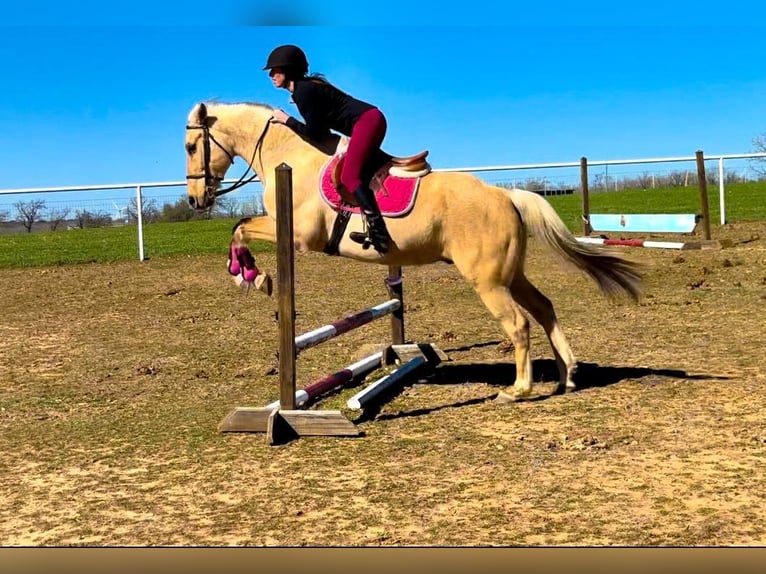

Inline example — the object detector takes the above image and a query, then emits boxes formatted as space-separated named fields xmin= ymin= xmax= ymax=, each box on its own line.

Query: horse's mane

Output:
xmin=205 ymin=100 xmax=274 ymax=112
xmin=187 ymin=100 xmax=274 ymax=124
xmin=192 ymin=100 xmax=341 ymax=157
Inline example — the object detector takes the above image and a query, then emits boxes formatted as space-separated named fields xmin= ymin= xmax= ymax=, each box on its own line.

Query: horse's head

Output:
xmin=185 ymin=102 xmax=235 ymax=211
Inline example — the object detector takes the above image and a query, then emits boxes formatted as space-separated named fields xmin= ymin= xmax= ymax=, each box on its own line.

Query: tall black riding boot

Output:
xmin=350 ymin=185 xmax=391 ymax=254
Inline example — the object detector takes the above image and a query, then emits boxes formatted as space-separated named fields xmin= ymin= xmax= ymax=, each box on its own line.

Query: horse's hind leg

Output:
xmin=473 ymin=282 xmax=535 ymax=400
xmin=511 ymin=273 xmax=577 ymax=393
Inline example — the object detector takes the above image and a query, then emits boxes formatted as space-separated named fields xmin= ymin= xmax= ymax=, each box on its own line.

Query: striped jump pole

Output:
xmin=576 ymin=236 xmax=688 ymax=250
xmin=265 ymin=351 xmax=384 ymax=410
xmin=294 ymin=299 xmax=401 ymax=353
xmin=346 ymin=355 xmax=428 ymax=411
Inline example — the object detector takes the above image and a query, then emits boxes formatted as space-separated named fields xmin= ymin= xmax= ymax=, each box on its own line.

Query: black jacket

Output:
xmin=286 ymin=79 xmax=376 ymax=141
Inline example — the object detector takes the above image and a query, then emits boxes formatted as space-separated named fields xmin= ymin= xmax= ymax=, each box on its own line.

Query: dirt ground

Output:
xmin=1 ymin=221 xmax=765 ymax=546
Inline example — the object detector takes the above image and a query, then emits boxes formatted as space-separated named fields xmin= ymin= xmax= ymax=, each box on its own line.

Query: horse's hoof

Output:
xmin=255 ymin=273 xmax=273 ymax=297
xmin=494 ymin=391 xmax=520 ymax=404
xmin=234 ymin=274 xmax=252 ymax=295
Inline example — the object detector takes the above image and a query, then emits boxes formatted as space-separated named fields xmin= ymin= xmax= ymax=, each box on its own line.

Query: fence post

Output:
xmin=718 ymin=157 xmax=726 ymax=225
xmin=580 ymin=157 xmax=591 ymax=236
xmin=695 ymin=150 xmax=712 ymax=240
xmin=136 ymin=185 xmax=145 ymax=261
xmin=275 ymin=163 xmax=297 ymax=410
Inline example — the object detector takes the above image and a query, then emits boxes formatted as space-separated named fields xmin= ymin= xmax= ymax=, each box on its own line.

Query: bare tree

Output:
xmin=241 ymin=195 xmax=265 ymax=216
xmin=14 ymin=200 xmax=46 ymax=233
xmin=74 ymin=209 xmax=112 ymax=229
xmin=592 ymin=173 xmax=605 ymax=190
xmin=751 ymin=133 xmax=766 ymax=177
xmin=213 ymin=196 xmax=241 ymax=218
xmin=666 ymin=170 xmax=686 ymax=187
xmin=46 ymin=207 xmax=71 ymax=231
xmin=521 ymin=178 xmax=549 ymax=192
xmin=126 ymin=197 xmax=160 ymax=223
xmin=724 ymin=171 xmax=745 ymax=184
xmin=635 ymin=172 xmax=653 ymax=190
xmin=159 ymin=197 xmax=197 ymax=222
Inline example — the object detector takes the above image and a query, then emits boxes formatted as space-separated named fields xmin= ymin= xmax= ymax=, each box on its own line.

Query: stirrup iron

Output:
xmin=349 ymin=230 xmax=373 ymax=250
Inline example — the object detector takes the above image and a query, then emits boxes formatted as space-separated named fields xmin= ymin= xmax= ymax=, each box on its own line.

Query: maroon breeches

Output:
xmin=340 ymin=108 xmax=387 ymax=192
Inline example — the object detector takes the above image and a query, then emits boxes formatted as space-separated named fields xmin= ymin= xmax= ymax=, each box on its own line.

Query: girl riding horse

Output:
xmin=264 ymin=44 xmax=392 ymax=254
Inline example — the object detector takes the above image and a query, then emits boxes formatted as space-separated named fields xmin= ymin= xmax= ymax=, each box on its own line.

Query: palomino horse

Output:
xmin=185 ymin=101 xmax=643 ymax=401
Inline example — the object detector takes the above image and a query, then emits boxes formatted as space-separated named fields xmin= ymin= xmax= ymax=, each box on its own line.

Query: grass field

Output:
xmin=0 ymin=219 xmax=275 ymax=268
xmin=1 ymin=181 xmax=764 ymax=268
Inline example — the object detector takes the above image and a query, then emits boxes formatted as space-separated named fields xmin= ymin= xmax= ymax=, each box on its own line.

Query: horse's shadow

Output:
xmin=354 ymin=353 xmax=732 ymax=423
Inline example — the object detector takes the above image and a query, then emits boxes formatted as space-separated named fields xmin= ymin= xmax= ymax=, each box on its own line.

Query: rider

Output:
xmin=263 ymin=44 xmax=392 ymax=254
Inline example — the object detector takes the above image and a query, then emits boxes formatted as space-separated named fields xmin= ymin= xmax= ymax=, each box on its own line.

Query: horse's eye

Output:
xmin=186 ymin=144 xmax=197 ymax=155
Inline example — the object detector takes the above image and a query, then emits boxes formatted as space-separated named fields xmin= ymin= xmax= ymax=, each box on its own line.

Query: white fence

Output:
xmin=1 ymin=151 xmax=764 ymax=261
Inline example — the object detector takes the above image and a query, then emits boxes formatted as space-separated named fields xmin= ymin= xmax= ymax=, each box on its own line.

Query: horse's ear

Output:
xmin=196 ymin=103 xmax=208 ymax=124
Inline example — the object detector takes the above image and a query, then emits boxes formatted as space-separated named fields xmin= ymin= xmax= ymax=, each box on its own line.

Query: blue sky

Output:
xmin=1 ymin=22 xmax=765 ymax=195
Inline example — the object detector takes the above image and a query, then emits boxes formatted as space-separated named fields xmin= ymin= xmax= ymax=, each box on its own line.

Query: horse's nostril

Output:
xmin=188 ymin=196 xmax=196 ymax=208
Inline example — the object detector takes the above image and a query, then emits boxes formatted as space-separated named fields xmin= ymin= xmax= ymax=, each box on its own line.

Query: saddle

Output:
xmin=330 ymin=149 xmax=431 ymax=199
xmin=319 ymin=147 xmax=430 ymax=256
xmin=386 ymin=150 xmax=430 ymax=174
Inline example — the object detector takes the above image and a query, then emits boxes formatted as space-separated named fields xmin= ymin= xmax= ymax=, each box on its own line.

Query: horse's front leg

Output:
xmin=232 ymin=215 xmax=277 ymax=245
xmin=228 ymin=216 xmax=277 ymax=296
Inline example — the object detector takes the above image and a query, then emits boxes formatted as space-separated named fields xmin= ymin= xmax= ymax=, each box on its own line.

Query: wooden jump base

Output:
xmin=218 ymin=163 xmax=444 ymax=445
xmin=218 ymin=345 xmax=441 ymax=435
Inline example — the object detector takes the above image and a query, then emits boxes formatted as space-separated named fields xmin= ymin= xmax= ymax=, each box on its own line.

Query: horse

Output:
xmin=184 ymin=101 xmax=643 ymax=402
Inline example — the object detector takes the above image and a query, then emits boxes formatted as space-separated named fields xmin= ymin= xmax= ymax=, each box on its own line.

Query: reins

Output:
xmin=214 ymin=120 xmax=270 ymax=197
xmin=185 ymin=119 xmax=270 ymax=199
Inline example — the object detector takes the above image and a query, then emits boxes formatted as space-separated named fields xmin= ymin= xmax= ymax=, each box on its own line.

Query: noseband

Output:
xmin=185 ymin=120 xmax=269 ymax=200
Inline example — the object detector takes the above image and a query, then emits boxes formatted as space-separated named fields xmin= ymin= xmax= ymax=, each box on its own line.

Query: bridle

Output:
xmin=185 ymin=120 xmax=270 ymax=200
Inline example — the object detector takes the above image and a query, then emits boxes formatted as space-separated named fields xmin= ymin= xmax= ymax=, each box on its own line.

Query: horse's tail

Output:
xmin=503 ymin=187 xmax=644 ymax=302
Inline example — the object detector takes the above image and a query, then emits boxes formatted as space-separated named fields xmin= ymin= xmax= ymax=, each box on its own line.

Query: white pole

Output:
xmin=346 ymin=355 xmax=427 ymax=411
xmin=136 ymin=185 xmax=145 ymax=261
xmin=718 ymin=157 xmax=726 ymax=225
xmin=575 ymin=237 xmax=687 ymax=249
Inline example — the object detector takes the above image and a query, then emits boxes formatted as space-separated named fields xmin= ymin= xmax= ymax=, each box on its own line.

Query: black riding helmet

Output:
xmin=263 ymin=44 xmax=309 ymax=78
